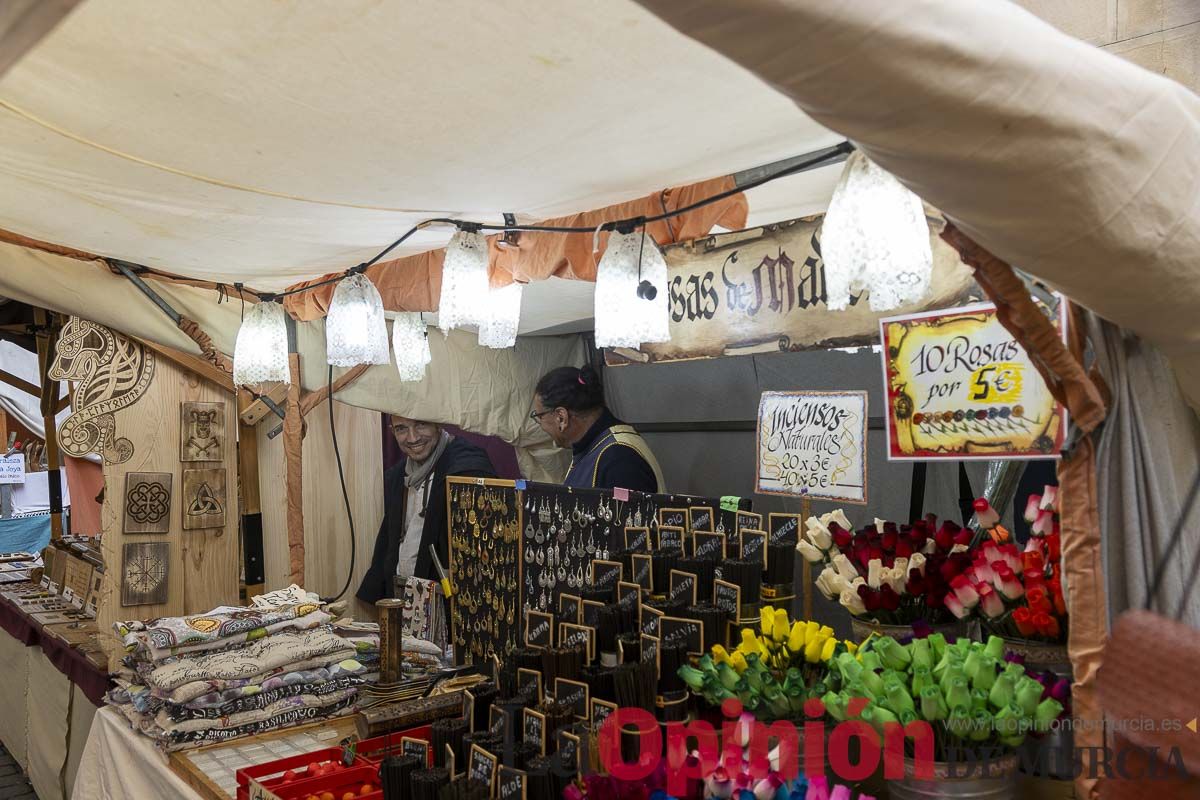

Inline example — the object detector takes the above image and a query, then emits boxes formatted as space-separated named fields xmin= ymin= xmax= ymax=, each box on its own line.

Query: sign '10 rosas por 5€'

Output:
xmin=879 ymin=301 xmax=1067 ymax=460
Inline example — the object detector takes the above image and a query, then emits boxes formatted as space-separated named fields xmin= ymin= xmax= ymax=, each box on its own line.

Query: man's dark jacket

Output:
xmin=357 ymin=438 xmax=496 ymax=604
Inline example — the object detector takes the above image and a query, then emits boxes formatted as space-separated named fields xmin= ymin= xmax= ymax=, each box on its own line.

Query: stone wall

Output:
xmin=1017 ymin=0 xmax=1199 ymax=91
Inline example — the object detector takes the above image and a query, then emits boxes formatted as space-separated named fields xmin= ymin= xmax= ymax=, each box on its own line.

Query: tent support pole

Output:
xmin=33 ymin=308 xmax=63 ymax=539
xmin=283 ymin=318 xmax=306 ymax=586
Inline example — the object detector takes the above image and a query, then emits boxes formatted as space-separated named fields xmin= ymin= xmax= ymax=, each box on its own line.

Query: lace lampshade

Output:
xmin=593 ymin=230 xmax=670 ymax=349
xmin=232 ymin=300 xmax=289 ymax=385
xmin=326 ymin=273 xmax=390 ymax=367
xmin=477 ymin=282 xmax=523 ymax=349
xmin=392 ymin=313 xmax=431 ymax=382
xmin=437 ymin=229 xmax=490 ymax=333
xmin=820 ymin=150 xmax=932 ymax=312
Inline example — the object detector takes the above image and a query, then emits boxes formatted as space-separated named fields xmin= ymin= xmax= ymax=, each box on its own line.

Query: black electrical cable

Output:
xmin=248 ymin=142 xmax=853 ymax=302
xmin=322 ymin=363 xmax=357 ymax=603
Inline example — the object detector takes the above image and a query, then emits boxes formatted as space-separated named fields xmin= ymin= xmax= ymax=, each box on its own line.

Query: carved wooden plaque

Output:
xmin=122 ymin=541 xmax=169 ymax=606
xmin=123 ymin=472 xmax=172 ymax=534
xmin=180 ymin=401 xmax=225 ymax=462
xmin=49 ymin=316 xmax=154 ymax=465
xmin=182 ymin=468 xmax=227 ymax=530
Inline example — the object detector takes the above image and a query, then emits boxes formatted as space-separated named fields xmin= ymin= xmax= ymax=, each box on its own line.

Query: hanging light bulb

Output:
xmin=437 ymin=228 xmax=491 ymax=333
xmin=325 ymin=272 xmax=390 ymax=367
xmin=392 ymin=312 xmax=431 ymax=382
xmin=477 ymin=282 xmax=523 ymax=349
xmin=820 ymin=149 xmax=933 ymax=312
xmin=593 ymin=229 xmax=670 ymax=349
xmin=233 ymin=300 xmax=289 ymax=386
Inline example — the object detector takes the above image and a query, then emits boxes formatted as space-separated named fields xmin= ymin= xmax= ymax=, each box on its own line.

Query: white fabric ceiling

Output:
xmin=0 ymin=0 xmax=841 ymax=294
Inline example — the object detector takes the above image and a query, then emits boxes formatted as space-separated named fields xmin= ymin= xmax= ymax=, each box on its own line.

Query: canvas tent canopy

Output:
xmin=0 ymin=0 xmax=1198 ymax=415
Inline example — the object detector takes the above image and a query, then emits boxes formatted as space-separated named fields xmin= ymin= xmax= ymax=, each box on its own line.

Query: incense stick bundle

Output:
xmin=469 ymin=682 xmax=497 ymax=732
xmin=676 ymin=557 xmax=714 ymax=602
xmin=463 ymin=731 xmax=502 ymax=761
xmin=595 ymin=605 xmax=620 ymax=661
xmin=431 ymin=717 xmax=469 ymax=768
xmin=535 ymin=700 xmax=574 ymax=749
xmin=657 ymin=642 xmax=689 ymax=695
xmin=580 ymin=585 xmax=613 ymax=604
xmin=644 ymin=596 xmax=685 ymax=618
xmin=651 ymin=549 xmax=681 ymax=595
xmin=441 ymin=776 xmax=490 ymax=800
xmin=614 ymin=547 xmax=636 ymax=576
xmin=658 ymin=689 xmax=690 ymax=723
xmin=766 ymin=543 xmax=794 ymax=585
xmin=616 ymin=632 xmax=640 ymax=663
xmin=614 ymin=661 xmax=656 ymax=714
xmin=720 ymin=559 xmax=762 ymax=602
xmin=380 ymin=754 xmax=420 ymax=800
xmin=514 ymin=647 xmax=544 ymax=672
xmin=685 ymin=603 xmax=725 ymax=654
xmin=541 ymin=646 xmax=585 ymax=688
xmin=513 ymin=741 xmax=539 ymax=770
xmin=582 ymin=664 xmax=616 ymax=703
xmin=411 ymin=768 xmax=449 ymax=800
xmin=525 ymin=756 xmax=556 ymax=800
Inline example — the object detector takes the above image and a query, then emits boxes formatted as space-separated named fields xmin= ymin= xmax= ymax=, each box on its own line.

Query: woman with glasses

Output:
xmin=357 ymin=415 xmax=496 ymax=604
xmin=530 ymin=365 xmax=663 ymax=493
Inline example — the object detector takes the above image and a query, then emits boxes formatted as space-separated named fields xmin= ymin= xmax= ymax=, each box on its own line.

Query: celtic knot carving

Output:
xmin=127 ymin=480 xmax=170 ymax=524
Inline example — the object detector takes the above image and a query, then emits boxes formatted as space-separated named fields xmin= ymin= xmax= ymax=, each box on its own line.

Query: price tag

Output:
xmin=657 ymin=525 xmax=685 ymax=551
xmin=558 ymin=622 xmax=595 ymax=662
xmin=523 ymin=709 xmax=546 ymax=755
xmin=624 ymin=527 xmax=650 ymax=553
xmin=589 ymin=560 xmax=623 ymax=591
xmin=557 ymin=731 xmax=581 ymax=773
xmin=631 ymin=554 xmax=652 ymax=592
xmin=768 ymin=513 xmax=802 ymax=546
xmin=740 ymin=530 xmax=768 ymax=569
xmin=688 ymin=506 xmax=714 ymax=532
xmin=498 ymin=767 xmax=527 ymax=800
xmin=517 ymin=668 xmax=543 ymax=704
xmin=640 ymin=634 xmax=660 ymax=674
xmin=639 ymin=604 xmax=662 ymax=637
xmin=463 ymin=690 xmax=476 ymax=732
xmin=668 ymin=570 xmax=697 ymax=606
xmin=581 ymin=599 xmax=604 ymax=628
xmin=525 ymin=611 xmax=553 ymax=649
xmin=661 ymin=615 xmax=704 ymax=657
xmin=401 ymin=737 xmax=430 ymax=766
xmin=736 ymin=511 xmax=762 ymax=534
xmin=714 ymin=579 xmax=741 ymax=617
xmin=692 ymin=531 xmax=725 ymax=561
xmin=617 ymin=581 xmax=641 ymax=612
xmin=558 ymin=594 xmax=582 ymax=624
xmin=592 ymin=699 xmax=618 ymax=731
xmin=468 ymin=744 xmax=498 ymax=791
xmin=555 ymin=678 xmax=590 ymax=720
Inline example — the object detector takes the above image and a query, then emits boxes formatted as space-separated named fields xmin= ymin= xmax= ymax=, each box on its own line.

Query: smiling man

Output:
xmin=357 ymin=416 xmax=496 ymax=604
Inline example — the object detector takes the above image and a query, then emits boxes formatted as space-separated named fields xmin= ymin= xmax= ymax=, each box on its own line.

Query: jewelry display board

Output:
xmin=447 ymin=478 xmax=521 ymax=666
xmin=447 ymin=478 xmax=750 ymax=666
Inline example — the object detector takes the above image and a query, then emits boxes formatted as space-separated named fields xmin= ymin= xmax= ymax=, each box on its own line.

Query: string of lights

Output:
xmin=234 ymin=141 xmax=937 ymax=386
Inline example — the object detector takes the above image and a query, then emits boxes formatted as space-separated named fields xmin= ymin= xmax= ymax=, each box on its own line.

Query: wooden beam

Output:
xmin=55 ymin=391 xmax=71 ymax=414
xmin=33 ymin=308 xmax=63 ymax=539
xmin=133 ymin=336 xmax=236 ymax=395
xmin=284 ymin=354 xmax=305 ymax=586
xmin=0 ymin=367 xmax=40 ymax=398
xmin=299 ymin=364 xmax=370 ymax=417
xmin=0 ymin=0 xmax=83 ymax=80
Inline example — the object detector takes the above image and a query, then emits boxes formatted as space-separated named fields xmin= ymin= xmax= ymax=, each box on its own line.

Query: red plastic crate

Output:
xmin=236 ymin=747 xmax=360 ymax=798
xmin=249 ymin=765 xmax=382 ymax=800
xmin=356 ymin=724 xmax=434 ymax=767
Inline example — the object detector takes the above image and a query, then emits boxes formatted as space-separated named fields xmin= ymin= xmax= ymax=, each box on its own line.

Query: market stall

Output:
xmin=0 ymin=1 xmax=1197 ymax=800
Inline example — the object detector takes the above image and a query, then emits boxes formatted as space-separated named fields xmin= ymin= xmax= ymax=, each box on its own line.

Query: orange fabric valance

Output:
xmin=283 ymin=176 xmax=747 ymax=321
